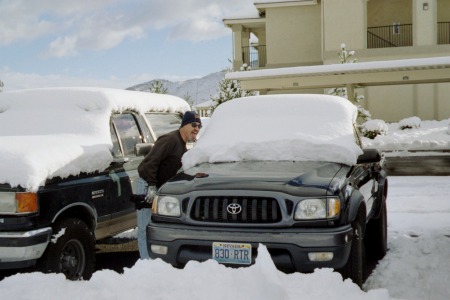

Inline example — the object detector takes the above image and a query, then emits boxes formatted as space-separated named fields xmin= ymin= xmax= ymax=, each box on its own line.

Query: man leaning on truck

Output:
xmin=134 ymin=111 xmax=202 ymax=259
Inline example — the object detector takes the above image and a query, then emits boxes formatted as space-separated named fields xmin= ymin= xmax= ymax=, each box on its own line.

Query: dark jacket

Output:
xmin=138 ymin=129 xmax=187 ymax=188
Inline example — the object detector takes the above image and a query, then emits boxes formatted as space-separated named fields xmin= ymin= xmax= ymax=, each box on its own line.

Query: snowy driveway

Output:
xmin=364 ymin=176 xmax=450 ymax=300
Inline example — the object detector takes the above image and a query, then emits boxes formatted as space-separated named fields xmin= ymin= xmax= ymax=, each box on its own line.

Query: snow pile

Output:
xmin=0 ymin=87 xmax=189 ymax=191
xmin=183 ymin=94 xmax=363 ymax=169
xmin=0 ymin=244 xmax=393 ymax=300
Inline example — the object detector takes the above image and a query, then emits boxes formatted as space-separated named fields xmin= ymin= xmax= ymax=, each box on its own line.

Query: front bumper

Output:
xmin=0 ymin=227 xmax=52 ymax=269
xmin=147 ymin=222 xmax=353 ymax=273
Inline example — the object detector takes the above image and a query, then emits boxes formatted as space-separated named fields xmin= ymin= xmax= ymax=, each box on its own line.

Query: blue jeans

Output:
xmin=136 ymin=178 xmax=151 ymax=259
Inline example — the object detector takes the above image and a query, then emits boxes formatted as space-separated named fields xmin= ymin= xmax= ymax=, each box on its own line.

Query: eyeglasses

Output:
xmin=191 ymin=122 xmax=202 ymax=129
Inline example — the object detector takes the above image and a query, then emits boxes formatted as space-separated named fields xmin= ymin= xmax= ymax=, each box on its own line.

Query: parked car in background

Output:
xmin=147 ymin=94 xmax=388 ymax=287
xmin=0 ymin=87 xmax=189 ymax=280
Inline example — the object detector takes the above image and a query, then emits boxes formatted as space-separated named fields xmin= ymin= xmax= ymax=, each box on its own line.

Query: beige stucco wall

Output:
xmin=362 ymin=82 xmax=450 ymax=122
xmin=367 ymin=0 xmax=412 ymax=26
xmin=436 ymin=83 xmax=450 ymax=119
xmin=322 ymin=0 xmax=367 ymax=52
xmin=437 ymin=0 xmax=450 ymax=21
xmin=413 ymin=0 xmax=437 ymax=46
xmin=265 ymin=5 xmax=322 ymax=67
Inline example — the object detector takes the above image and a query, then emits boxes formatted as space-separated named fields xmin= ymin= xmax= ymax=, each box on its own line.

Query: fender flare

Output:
xmin=346 ymin=188 xmax=367 ymax=224
xmin=51 ymin=202 xmax=98 ymax=233
xmin=373 ymin=170 xmax=388 ymax=219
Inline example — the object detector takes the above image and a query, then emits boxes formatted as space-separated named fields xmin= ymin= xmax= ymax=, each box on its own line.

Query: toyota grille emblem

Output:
xmin=226 ymin=203 xmax=242 ymax=215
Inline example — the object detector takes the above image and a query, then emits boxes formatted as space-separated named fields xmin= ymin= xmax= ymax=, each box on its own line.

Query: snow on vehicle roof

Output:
xmin=182 ymin=94 xmax=363 ymax=169
xmin=0 ymin=87 xmax=190 ymax=191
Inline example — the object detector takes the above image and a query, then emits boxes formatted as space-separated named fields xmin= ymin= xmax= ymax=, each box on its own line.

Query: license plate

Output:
xmin=212 ymin=242 xmax=252 ymax=265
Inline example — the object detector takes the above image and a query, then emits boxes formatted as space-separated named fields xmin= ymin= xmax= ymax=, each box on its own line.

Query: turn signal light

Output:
xmin=327 ymin=198 xmax=340 ymax=218
xmin=16 ymin=192 xmax=38 ymax=213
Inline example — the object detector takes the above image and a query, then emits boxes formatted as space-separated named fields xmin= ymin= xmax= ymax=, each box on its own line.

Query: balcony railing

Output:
xmin=368 ymin=22 xmax=450 ymax=48
xmin=438 ymin=22 xmax=450 ymax=44
xmin=368 ymin=24 xmax=413 ymax=48
xmin=242 ymin=45 xmax=266 ymax=69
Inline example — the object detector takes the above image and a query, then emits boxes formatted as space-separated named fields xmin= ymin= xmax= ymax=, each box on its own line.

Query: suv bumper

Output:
xmin=0 ymin=227 xmax=52 ymax=269
xmin=147 ymin=223 xmax=353 ymax=273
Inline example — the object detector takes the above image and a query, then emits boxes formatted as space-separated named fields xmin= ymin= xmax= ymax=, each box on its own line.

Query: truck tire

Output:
xmin=365 ymin=197 xmax=388 ymax=260
xmin=37 ymin=218 xmax=95 ymax=280
xmin=342 ymin=209 xmax=366 ymax=288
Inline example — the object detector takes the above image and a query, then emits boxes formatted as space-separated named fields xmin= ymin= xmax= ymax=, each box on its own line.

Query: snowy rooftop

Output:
xmin=224 ymin=0 xmax=318 ymax=20
xmin=0 ymin=87 xmax=189 ymax=191
xmin=182 ymin=94 xmax=363 ymax=169
xmin=226 ymin=56 xmax=450 ymax=81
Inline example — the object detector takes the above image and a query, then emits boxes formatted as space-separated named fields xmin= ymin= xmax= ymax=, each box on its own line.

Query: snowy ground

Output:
xmin=361 ymin=118 xmax=450 ymax=153
xmin=363 ymin=176 xmax=450 ymax=300
xmin=1 ymin=176 xmax=449 ymax=300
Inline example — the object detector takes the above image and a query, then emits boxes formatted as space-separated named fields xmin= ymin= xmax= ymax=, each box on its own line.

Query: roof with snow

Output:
xmin=225 ymin=56 xmax=450 ymax=91
xmin=0 ymin=87 xmax=190 ymax=191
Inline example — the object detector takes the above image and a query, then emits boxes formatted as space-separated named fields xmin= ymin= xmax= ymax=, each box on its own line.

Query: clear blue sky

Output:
xmin=0 ymin=0 xmax=258 ymax=91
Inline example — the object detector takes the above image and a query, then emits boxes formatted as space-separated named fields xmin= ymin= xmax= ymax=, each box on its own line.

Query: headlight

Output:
xmin=294 ymin=198 xmax=340 ymax=220
xmin=0 ymin=192 xmax=38 ymax=214
xmin=153 ymin=196 xmax=181 ymax=217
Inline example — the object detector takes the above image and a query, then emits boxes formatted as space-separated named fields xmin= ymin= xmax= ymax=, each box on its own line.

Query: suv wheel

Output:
xmin=37 ymin=218 xmax=95 ymax=280
xmin=342 ymin=209 xmax=367 ymax=288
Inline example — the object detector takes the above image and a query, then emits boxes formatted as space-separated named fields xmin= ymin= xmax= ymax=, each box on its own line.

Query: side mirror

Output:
xmin=135 ymin=143 xmax=153 ymax=156
xmin=357 ymin=148 xmax=381 ymax=164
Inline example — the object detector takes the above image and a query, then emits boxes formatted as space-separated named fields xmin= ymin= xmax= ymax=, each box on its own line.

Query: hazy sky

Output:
xmin=0 ymin=0 xmax=258 ymax=91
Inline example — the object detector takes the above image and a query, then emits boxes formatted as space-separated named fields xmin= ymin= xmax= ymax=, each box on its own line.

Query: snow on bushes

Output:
xmin=361 ymin=119 xmax=388 ymax=139
xmin=398 ymin=116 xmax=421 ymax=130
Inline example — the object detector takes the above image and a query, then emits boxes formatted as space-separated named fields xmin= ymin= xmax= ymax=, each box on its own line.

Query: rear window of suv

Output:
xmin=146 ymin=113 xmax=182 ymax=138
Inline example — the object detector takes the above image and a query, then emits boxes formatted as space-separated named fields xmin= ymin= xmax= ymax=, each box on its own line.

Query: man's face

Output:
xmin=182 ymin=121 xmax=202 ymax=142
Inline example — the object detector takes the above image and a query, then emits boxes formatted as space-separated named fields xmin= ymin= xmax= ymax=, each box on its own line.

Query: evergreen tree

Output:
xmin=0 ymin=80 xmax=4 ymax=92
xmin=149 ymin=80 xmax=168 ymax=94
xmin=210 ymin=67 xmax=255 ymax=113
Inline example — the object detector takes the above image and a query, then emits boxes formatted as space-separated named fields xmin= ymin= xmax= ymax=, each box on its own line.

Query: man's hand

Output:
xmin=145 ymin=185 xmax=157 ymax=203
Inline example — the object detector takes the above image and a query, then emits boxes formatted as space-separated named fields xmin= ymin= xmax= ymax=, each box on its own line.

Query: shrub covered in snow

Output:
xmin=398 ymin=116 xmax=421 ymax=130
xmin=361 ymin=119 xmax=388 ymax=139
xmin=328 ymin=44 xmax=371 ymax=122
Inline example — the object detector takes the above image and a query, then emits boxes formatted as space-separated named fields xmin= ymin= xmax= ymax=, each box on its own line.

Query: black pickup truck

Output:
xmin=0 ymin=87 xmax=189 ymax=280
xmin=147 ymin=94 xmax=388 ymax=287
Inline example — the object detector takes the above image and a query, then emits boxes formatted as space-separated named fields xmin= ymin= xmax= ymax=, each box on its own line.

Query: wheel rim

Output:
xmin=60 ymin=239 xmax=86 ymax=280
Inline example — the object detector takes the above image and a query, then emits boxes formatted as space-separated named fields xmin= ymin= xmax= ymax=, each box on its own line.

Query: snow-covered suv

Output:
xmin=147 ymin=94 xmax=388 ymax=287
xmin=0 ymin=87 xmax=189 ymax=280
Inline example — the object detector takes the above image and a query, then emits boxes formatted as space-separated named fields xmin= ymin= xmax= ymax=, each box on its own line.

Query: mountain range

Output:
xmin=127 ymin=71 xmax=225 ymax=107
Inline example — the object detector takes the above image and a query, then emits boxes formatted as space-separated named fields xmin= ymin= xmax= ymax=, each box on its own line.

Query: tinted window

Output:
xmin=112 ymin=113 xmax=143 ymax=156
xmin=146 ymin=113 xmax=182 ymax=138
